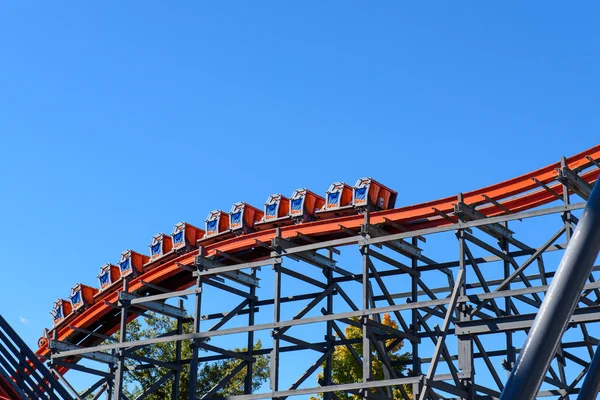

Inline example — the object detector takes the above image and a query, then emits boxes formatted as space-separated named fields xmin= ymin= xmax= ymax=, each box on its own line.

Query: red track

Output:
xmin=36 ymin=145 xmax=600 ymax=375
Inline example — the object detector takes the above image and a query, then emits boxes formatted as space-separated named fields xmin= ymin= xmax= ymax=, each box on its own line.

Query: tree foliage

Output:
xmin=106 ymin=312 xmax=269 ymax=399
xmin=312 ymin=314 xmax=413 ymax=400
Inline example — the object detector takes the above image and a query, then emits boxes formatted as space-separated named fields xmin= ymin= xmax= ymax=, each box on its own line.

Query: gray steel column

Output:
xmin=578 ymin=343 xmax=600 ymax=399
xmin=107 ymin=351 xmax=115 ymax=400
xmin=500 ymin=181 xmax=600 ymax=400
xmin=411 ymin=237 xmax=421 ymax=397
xmin=270 ymin=228 xmax=282 ymax=398
xmin=323 ymin=249 xmax=334 ymax=400
xmin=457 ymin=229 xmax=473 ymax=396
xmin=113 ymin=279 xmax=129 ymax=400
xmin=561 ymin=157 xmax=574 ymax=242
xmin=361 ymin=211 xmax=372 ymax=398
xmin=361 ymin=244 xmax=372 ymax=397
xmin=270 ymin=262 xmax=281 ymax=396
xmin=244 ymin=267 xmax=257 ymax=395
xmin=171 ymin=299 xmax=183 ymax=399
xmin=502 ymin=223 xmax=515 ymax=375
xmin=189 ymin=247 xmax=204 ymax=400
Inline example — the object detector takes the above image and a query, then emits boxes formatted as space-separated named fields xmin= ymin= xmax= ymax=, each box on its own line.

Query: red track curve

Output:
xmin=36 ymin=145 xmax=600 ymax=376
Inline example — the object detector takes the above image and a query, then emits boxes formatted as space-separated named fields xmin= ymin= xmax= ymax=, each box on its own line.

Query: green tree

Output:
xmin=93 ymin=312 xmax=269 ymax=399
xmin=312 ymin=314 xmax=413 ymax=400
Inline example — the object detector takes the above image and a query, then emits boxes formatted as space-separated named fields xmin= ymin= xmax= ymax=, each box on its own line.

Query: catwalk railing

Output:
xmin=0 ymin=315 xmax=73 ymax=400
xmin=36 ymin=148 xmax=600 ymax=399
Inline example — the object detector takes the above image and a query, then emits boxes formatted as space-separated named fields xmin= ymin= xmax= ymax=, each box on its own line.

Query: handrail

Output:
xmin=0 ymin=314 xmax=73 ymax=399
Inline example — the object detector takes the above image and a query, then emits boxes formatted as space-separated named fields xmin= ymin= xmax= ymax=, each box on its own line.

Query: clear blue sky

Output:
xmin=0 ymin=1 xmax=598 ymax=393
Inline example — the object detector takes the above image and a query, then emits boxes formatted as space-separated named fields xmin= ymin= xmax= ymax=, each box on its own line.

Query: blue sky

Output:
xmin=0 ymin=1 xmax=599 ymax=394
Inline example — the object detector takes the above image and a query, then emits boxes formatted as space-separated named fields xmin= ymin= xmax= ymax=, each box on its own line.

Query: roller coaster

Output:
xmin=2 ymin=145 xmax=600 ymax=399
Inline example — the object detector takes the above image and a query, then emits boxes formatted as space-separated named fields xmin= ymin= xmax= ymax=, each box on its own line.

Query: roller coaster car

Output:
xmin=147 ymin=233 xmax=173 ymax=263
xmin=288 ymin=188 xmax=326 ymax=223
xmin=97 ymin=263 xmax=121 ymax=292
xmin=171 ymin=222 xmax=205 ymax=252
xmin=69 ymin=283 xmax=99 ymax=312
xmin=203 ymin=210 xmax=231 ymax=241
xmin=315 ymin=182 xmax=355 ymax=218
xmin=230 ymin=202 xmax=264 ymax=235
xmin=50 ymin=299 xmax=72 ymax=327
xmin=255 ymin=194 xmax=293 ymax=230
xmin=353 ymin=177 xmax=397 ymax=211
xmin=119 ymin=250 xmax=149 ymax=279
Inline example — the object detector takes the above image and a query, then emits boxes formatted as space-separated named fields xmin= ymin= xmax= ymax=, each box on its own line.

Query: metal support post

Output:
xmin=270 ymin=263 xmax=281 ymax=396
xmin=271 ymin=228 xmax=282 ymax=398
xmin=360 ymin=243 xmax=372 ymax=398
xmin=113 ymin=279 xmax=128 ymax=400
xmin=244 ymin=267 xmax=257 ymax=394
xmin=501 ymin=223 xmax=515 ymax=375
xmin=561 ymin=157 xmax=574 ymax=243
xmin=500 ymin=180 xmax=600 ymax=400
xmin=189 ymin=247 xmax=205 ymax=400
xmin=323 ymin=249 xmax=334 ymax=399
xmin=457 ymin=229 xmax=473 ymax=396
xmin=361 ymin=212 xmax=372 ymax=398
xmin=106 ymin=351 xmax=114 ymax=400
xmin=171 ymin=298 xmax=183 ymax=399
xmin=411 ymin=237 xmax=421 ymax=397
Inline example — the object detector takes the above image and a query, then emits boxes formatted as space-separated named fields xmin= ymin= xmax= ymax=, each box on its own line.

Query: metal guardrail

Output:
xmin=0 ymin=314 xmax=73 ymax=400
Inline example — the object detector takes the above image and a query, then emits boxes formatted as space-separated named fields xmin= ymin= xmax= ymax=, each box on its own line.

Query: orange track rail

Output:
xmin=36 ymin=145 xmax=600 ymax=375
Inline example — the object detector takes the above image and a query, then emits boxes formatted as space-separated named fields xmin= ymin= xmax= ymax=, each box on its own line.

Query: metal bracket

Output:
xmin=194 ymin=255 xmax=261 ymax=287
xmin=454 ymin=202 xmax=514 ymax=240
xmin=50 ymin=340 xmax=117 ymax=364
xmin=119 ymin=292 xmax=187 ymax=319
xmin=127 ymin=288 xmax=202 ymax=304
xmin=558 ymin=166 xmax=592 ymax=200
xmin=68 ymin=326 xmax=117 ymax=343
xmin=366 ymin=224 xmax=423 ymax=258
xmin=273 ymin=237 xmax=355 ymax=278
